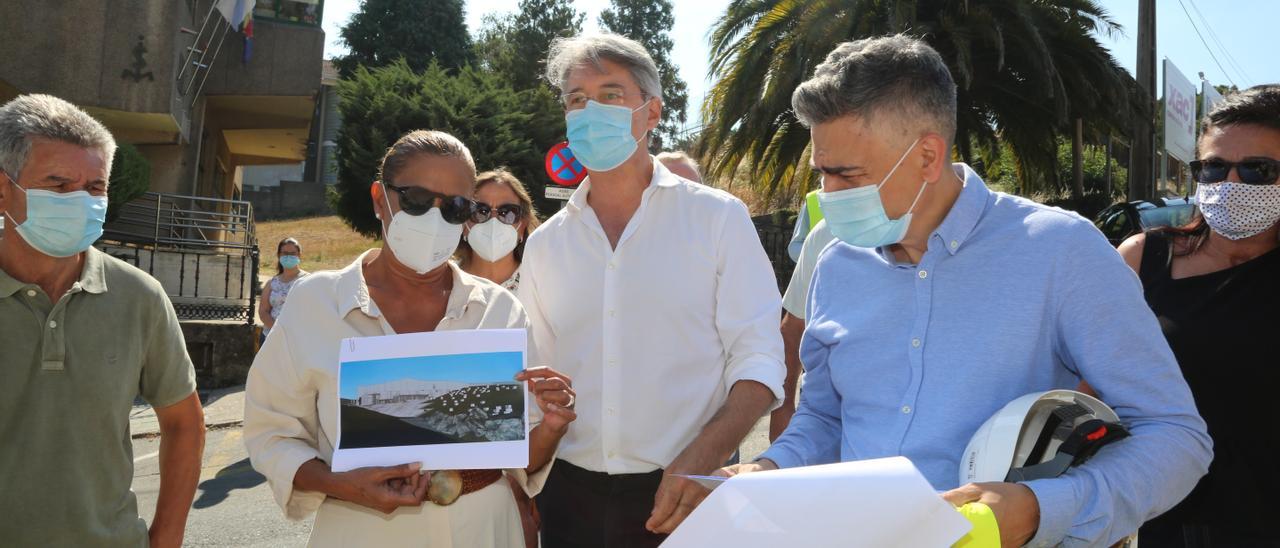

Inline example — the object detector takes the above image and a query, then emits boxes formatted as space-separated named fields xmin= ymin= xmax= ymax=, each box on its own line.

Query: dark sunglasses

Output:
xmin=471 ymin=203 xmax=523 ymax=225
xmin=1189 ymin=158 xmax=1280 ymax=186
xmin=383 ymin=182 xmax=474 ymax=224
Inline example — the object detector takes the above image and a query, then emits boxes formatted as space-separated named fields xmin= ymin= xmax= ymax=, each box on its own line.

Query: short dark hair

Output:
xmin=791 ymin=34 xmax=957 ymax=145
xmin=1202 ymin=84 xmax=1280 ymax=134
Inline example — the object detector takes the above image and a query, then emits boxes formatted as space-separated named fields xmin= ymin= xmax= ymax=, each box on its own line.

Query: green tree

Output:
xmin=332 ymin=0 xmax=474 ymax=78
xmin=331 ymin=60 xmax=565 ymax=237
xmin=599 ymin=0 xmax=689 ymax=152
xmin=698 ymin=0 xmax=1143 ymax=203
xmin=107 ymin=142 xmax=150 ymax=221
xmin=476 ymin=0 xmax=586 ymax=91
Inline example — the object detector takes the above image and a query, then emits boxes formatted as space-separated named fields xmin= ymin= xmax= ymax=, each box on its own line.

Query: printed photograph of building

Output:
xmin=338 ymin=351 xmax=526 ymax=450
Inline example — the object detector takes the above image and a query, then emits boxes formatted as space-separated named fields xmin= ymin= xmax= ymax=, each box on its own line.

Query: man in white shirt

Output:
xmin=520 ymin=33 xmax=786 ymax=547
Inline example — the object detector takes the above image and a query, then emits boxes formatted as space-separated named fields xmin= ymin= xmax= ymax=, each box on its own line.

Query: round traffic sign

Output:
xmin=545 ymin=142 xmax=586 ymax=187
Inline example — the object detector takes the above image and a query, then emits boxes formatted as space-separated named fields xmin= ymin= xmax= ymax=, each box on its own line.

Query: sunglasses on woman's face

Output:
xmin=471 ymin=203 xmax=522 ymax=225
xmin=1190 ymin=158 xmax=1280 ymax=186
xmin=382 ymin=182 xmax=474 ymax=224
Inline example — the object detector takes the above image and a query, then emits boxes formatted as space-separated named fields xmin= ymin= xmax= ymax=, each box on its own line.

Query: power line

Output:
xmin=1175 ymin=0 xmax=1236 ymax=87
xmin=1188 ymin=0 xmax=1251 ymax=82
xmin=1186 ymin=0 xmax=1252 ymax=84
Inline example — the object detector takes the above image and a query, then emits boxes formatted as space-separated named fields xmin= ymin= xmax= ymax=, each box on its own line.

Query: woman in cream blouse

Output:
xmin=244 ymin=130 xmax=576 ymax=548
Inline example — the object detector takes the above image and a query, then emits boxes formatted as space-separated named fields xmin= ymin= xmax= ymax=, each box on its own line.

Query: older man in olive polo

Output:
xmin=0 ymin=94 xmax=205 ymax=547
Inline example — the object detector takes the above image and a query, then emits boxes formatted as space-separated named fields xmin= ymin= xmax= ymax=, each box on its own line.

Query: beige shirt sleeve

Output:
xmin=243 ymin=326 xmax=328 ymax=520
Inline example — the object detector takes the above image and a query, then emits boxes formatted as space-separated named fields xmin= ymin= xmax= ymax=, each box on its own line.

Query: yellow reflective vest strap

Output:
xmin=805 ymin=189 xmax=824 ymax=232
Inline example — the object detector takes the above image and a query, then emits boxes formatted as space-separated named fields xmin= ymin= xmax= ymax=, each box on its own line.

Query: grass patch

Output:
xmin=256 ymin=215 xmax=378 ymax=274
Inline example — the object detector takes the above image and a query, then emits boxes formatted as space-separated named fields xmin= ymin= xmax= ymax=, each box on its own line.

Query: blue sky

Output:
xmin=339 ymin=351 xmax=521 ymax=399
xmin=320 ymin=0 xmax=1278 ymax=126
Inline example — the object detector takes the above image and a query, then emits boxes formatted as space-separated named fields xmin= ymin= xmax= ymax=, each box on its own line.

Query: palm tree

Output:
xmin=697 ymin=0 xmax=1144 ymax=202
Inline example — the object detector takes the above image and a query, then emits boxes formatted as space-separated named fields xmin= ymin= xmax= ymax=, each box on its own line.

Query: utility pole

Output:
xmin=1130 ymin=0 xmax=1157 ymax=202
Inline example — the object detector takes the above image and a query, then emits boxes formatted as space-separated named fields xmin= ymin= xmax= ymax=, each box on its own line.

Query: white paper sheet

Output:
xmin=663 ymin=457 xmax=971 ymax=548
xmin=332 ymin=328 xmax=529 ymax=472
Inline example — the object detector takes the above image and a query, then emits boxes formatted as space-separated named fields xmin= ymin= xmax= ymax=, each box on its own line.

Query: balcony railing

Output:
xmin=101 ymin=192 xmax=260 ymax=324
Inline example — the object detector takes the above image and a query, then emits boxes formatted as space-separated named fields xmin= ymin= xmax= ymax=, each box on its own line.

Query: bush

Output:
xmin=331 ymin=60 xmax=565 ymax=237
xmin=107 ymin=142 xmax=150 ymax=221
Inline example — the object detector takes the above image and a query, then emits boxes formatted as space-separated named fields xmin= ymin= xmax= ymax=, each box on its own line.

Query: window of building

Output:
xmin=254 ymin=0 xmax=322 ymax=26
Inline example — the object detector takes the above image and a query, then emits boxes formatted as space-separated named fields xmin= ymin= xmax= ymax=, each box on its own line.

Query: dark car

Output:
xmin=1094 ymin=197 xmax=1198 ymax=247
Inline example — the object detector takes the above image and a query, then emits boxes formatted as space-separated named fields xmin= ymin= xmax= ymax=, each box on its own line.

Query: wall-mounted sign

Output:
xmin=544 ymin=186 xmax=575 ymax=201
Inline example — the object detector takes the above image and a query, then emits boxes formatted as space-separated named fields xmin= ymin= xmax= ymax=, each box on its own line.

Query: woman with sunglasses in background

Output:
xmin=243 ymin=130 xmax=576 ymax=548
xmin=1115 ymin=85 xmax=1280 ymax=546
xmin=457 ymin=169 xmax=540 ymax=292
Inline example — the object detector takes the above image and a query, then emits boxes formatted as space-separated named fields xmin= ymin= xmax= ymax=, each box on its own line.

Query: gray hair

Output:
xmin=656 ymin=150 xmax=698 ymax=169
xmin=656 ymin=150 xmax=696 ymax=164
xmin=544 ymin=33 xmax=663 ymax=101
xmin=792 ymin=35 xmax=957 ymax=145
xmin=0 ymin=94 xmax=117 ymax=178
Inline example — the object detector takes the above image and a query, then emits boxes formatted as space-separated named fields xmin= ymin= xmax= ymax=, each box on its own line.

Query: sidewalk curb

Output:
xmin=131 ymin=419 xmax=244 ymax=440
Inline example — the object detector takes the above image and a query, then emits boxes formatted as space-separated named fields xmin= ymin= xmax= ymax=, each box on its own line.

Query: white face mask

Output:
xmin=1195 ymin=181 xmax=1280 ymax=240
xmin=381 ymin=187 xmax=463 ymax=274
xmin=466 ymin=218 xmax=520 ymax=262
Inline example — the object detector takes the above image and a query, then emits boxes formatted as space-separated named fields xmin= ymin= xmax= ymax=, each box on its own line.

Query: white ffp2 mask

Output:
xmin=381 ymin=188 xmax=462 ymax=273
xmin=466 ymin=218 xmax=519 ymax=262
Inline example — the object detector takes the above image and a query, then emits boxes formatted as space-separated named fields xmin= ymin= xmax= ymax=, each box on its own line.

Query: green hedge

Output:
xmin=107 ymin=142 xmax=150 ymax=221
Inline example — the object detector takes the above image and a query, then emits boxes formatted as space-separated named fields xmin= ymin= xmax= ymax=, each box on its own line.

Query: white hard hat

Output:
xmin=960 ymin=390 xmax=1130 ymax=485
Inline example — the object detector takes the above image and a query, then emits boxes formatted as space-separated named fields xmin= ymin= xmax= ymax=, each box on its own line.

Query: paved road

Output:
xmin=131 ymin=417 xmax=772 ymax=546
xmin=132 ymin=427 xmax=312 ymax=547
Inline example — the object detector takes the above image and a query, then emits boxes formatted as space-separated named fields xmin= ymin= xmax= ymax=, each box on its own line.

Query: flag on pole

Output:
xmin=213 ymin=0 xmax=254 ymax=64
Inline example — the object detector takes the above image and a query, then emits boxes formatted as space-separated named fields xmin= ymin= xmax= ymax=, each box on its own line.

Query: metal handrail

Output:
xmin=101 ymin=191 xmax=258 ymax=251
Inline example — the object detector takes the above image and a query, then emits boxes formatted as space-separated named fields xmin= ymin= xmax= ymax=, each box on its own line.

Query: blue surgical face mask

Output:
xmin=565 ymin=99 xmax=650 ymax=172
xmin=4 ymin=173 xmax=108 ymax=258
xmin=279 ymin=255 xmax=301 ymax=269
xmin=817 ymin=138 xmax=925 ymax=248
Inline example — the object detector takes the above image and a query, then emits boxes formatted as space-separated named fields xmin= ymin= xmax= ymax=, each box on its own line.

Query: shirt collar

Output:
xmin=336 ymin=249 xmax=376 ymax=316
xmin=0 ymin=246 xmax=108 ymax=298
xmin=443 ymin=261 xmax=490 ymax=320
xmin=78 ymin=246 xmax=108 ymax=294
xmin=931 ymin=163 xmax=992 ymax=256
xmin=566 ymin=155 xmax=677 ymax=213
xmin=337 ymin=249 xmax=489 ymax=320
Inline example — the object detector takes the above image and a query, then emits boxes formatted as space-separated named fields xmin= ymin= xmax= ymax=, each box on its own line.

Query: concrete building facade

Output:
xmin=0 ymin=1 xmax=329 ymax=385
xmin=0 ymin=0 xmax=326 ymax=204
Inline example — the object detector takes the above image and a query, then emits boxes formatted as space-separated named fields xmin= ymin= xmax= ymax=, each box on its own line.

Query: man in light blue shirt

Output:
xmin=712 ymin=36 xmax=1211 ymax=547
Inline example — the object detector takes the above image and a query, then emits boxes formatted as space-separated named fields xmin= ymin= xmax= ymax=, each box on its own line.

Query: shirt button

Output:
xmin=918 ymin=270 xmax=928 ymax=279
xmin=950 ymin=240 xmax=959 ymax=249
xmin=608 ymin=450 xmax=617 ymax=458
xmin=608 ymin=263 xmax=616 ymax=270
xmin=607 ymin=408 xmax=616 ymax=415
xmin=48 ymin=320 xmax=57 ymax=329
xmin=911 ymin=338 xmax=921 ymax=348
xmin=26 ymin=289 xmax=37 ymax=297
xmin=608 ymin=309 xmax=616 ymax=317
xmin=902 ymin=405 xmax=912 ymax=414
